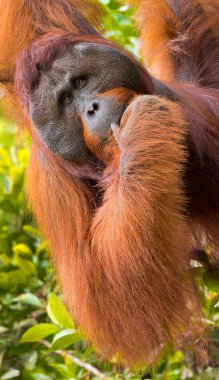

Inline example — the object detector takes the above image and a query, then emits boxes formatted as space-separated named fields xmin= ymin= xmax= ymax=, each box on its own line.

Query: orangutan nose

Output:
xmin=86 ymin=102 xmax=100 ymax=117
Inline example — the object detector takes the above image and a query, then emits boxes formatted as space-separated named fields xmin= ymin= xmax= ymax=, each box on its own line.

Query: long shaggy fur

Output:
xmin=125 ymin=0 xmax=219 ymax=254
xmin=0 ymin=0 xmax=103 ymax=85
xmin=1 ymin=0 xmax=219 ymax=367
xmin=27 ymin=96 xmax=201 ymax=365
xmin=124 ymin=0 xmax=219 ymax=85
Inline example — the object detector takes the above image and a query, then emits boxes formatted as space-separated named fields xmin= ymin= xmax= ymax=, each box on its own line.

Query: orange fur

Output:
xmin=124 ymin=0 xmax=219 ymax=83
xmin=0 ymin=0 xmax=103 ymax=85
xmin=123 ymin=0 xmax=177 ymax=81
xmin=27 ymin=96 xmax=202 ymax=366
xmin=1 ymin=0 xmax=219 ymax=368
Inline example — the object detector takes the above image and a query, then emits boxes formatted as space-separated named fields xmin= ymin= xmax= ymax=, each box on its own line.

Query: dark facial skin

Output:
xmin=30 ymin=42 xmax=141 ymax=162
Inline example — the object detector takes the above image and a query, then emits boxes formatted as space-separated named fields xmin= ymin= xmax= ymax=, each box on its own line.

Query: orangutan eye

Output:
xmin=61 ymin=92 xmax=72 ymax=104
xmin=74 ymin=77 xmax=87 ymax=89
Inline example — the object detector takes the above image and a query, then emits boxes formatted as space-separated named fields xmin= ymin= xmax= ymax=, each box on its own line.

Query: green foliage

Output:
xmin=47 ymin=294 xmax=75 ymax=330
xmin=20 ymin=323 xmax=61 ymax=344
xmin=0 ymin=1 xmax=219 ymax=379
xmin=101 ymin=0 xmax=140 ymax=56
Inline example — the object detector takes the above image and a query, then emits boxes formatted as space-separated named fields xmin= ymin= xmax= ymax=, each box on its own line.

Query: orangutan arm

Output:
xmin=73 ymin=95 xmax=201 ymax=366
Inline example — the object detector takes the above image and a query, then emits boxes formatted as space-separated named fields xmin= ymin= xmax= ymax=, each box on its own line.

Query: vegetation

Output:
xmin=0 ymin=1 xmax=219 ymax=379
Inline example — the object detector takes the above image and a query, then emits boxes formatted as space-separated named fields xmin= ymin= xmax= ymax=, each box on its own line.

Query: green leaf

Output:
xmin=13 ymin=243 xmax=32 ymax=257
xmin=15 ymin=257 xmax=36 ymax=275
xmin=51 ymin=329 xmax=82 ymax=350
xmin=20 ymin=323 xmax=60 ymax=343
xmin=47 ymin=293 xmax=74 ymax=329
xmin=23 ymin=225 xmax=41 ymax=239
xmin=0 ymin=270 xmax=27 ymax=289
xmin=25 ymin=351 xmax=38 ymax=371
xmin=0 ymin=198 xmax=18 ymax=214
xmin=30 ymin=374 xmax=52 ymax=380
xmin=203 ymin=269 xmax=219 ymax=292
xmin=0 ymin=326 xmax=9 ymax=333
xmin=14 ymin=293 xmax=43 ymax=308
xmin=1 ymin=370 xmax=20 ymax=380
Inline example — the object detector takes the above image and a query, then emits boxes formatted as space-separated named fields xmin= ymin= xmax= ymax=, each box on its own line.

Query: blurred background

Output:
xmin=0 ymin=1 xmax=219 ymax=379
